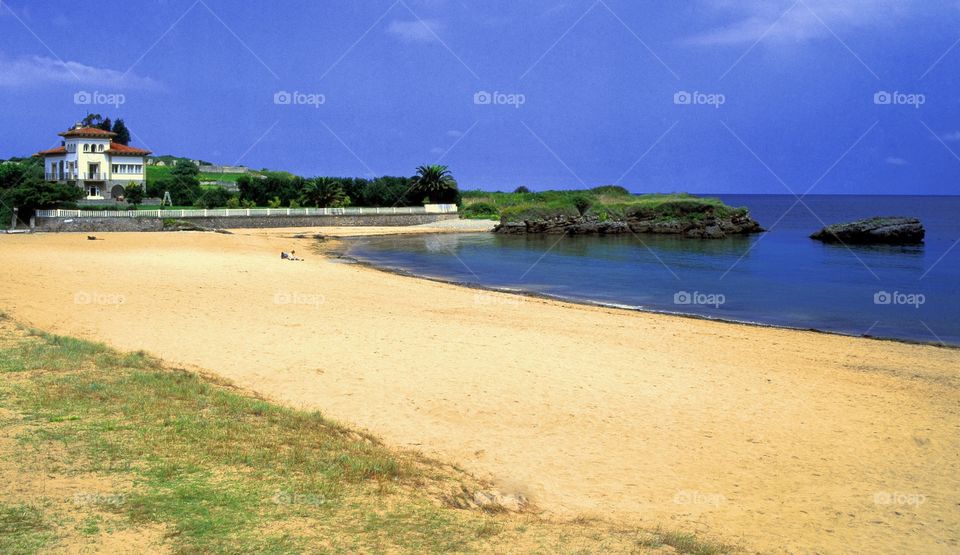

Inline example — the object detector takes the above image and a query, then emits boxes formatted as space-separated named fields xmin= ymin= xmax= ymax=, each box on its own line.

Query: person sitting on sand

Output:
xmin=280 ymin=250 xmax=303 ymax=261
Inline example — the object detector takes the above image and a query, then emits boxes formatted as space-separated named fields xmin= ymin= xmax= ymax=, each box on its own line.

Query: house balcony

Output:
xmin=45 ymin=172 xmax=105 ymax=182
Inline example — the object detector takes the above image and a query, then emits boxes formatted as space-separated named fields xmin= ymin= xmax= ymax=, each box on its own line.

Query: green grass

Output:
xmin=0 ymin=503 xmax=54 ymax=555
xmin=461 ymin=187 xmax=746 ymax=223
xmin=0 ymin=318 xmax=740 ymax=554
xmin=146 ymin=165 xmax=249 ymax=185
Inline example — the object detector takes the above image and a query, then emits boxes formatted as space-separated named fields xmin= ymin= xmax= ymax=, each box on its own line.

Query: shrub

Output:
xmin=513 ymin=186 xmax=531 ymax=194
xmin=460 ymin=202 xmax=499 ymax=219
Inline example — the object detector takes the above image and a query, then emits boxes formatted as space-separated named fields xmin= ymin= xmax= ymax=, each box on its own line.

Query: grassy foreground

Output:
xmin=0 ymin=316 xmax=737 ymax=554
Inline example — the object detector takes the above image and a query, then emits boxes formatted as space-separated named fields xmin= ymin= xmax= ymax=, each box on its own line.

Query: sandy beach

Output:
xmin=1 ymin=228 xmax=957 ymax=553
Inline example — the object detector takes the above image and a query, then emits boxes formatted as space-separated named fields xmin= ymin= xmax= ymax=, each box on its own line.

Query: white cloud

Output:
xmin=885 ymin=156 xmax=908 ymax=165
xmin=942 ymin=131 xmax=960 ymax=142
xmin=0 ymin=55 xmax=159 ymax=90
xmin=386 ymin=19 xmax=443 ymax=43
xmin=683 ymin=0 xmax=913 ymax=46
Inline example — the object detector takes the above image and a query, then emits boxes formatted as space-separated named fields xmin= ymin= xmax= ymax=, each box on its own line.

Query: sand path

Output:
xmin=1 ymin=230 xmax=957 ymax=554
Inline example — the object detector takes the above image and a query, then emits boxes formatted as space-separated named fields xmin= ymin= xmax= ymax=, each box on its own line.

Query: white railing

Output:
xmin=36 ymin=205 xmax=458 ymax=219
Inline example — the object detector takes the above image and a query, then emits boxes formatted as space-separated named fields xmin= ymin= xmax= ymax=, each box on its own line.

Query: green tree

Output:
xmin=1 ymin=160 xmax=83 ymax=221
xmin=300 ymin=178 xmax=345 ymax=208
xmin=514 ymin=185 xmax=531 ymax=194
xmin=154 ymin=160 xmax=202 ymax=206
xmin=124 ymin=183 xmax=145 ymax=207
xmin=412 ymin=165 xmax=458 ymax=204
xmin=111 ymin=119 xmax=131 ymax=145
xmin=80 ymin=113 xmax=103 ymax=127
xmin=193 ymin=187 xmax=232 ymax=209
xmin=98 ymin=117 xmax=112 ymax=133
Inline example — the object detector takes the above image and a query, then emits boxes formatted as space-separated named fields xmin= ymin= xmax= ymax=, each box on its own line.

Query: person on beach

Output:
xmin=281 ymin=250 xmax=303 ymax=261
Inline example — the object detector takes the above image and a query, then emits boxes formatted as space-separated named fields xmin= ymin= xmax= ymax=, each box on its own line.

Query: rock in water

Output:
xmin=810 ymin=217 xmax=924 ymax=245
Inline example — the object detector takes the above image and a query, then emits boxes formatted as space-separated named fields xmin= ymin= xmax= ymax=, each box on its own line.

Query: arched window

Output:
xmin=83 ymin=144 xmax=89 ymax=152
xmin=98 ymin=144 xmax=104 ymax=152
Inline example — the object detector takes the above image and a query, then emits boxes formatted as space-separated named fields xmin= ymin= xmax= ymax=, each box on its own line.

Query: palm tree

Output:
xmin=412 ymin=165 xmax=457 ymax=203
xmin=300 ymin=178 xmax=345 ymax=208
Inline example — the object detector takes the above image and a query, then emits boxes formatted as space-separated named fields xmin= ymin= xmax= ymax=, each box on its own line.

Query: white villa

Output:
xmin=36 ymin=124 xmax=151 ymax=200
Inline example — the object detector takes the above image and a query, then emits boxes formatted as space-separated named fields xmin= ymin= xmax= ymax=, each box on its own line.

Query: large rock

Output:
xmin=494 ymin=211 xmax=763 ymax=239
xmin=810 ymin=217 xmax=924 ymax=245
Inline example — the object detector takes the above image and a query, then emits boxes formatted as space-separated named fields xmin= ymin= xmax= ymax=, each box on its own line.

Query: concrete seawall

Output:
xmin=35 ymin=213 xmax=458 ymax=232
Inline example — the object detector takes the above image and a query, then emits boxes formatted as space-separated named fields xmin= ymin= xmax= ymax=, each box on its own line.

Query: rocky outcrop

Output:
xmin=494 ymin=211 xmax=763 ymax=239
xmin=810 ymin=217 xmax=924 ymax=245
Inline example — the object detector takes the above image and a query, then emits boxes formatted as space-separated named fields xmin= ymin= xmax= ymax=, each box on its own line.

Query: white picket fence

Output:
xmin=36 ymin=204 xmax=458 ymax=219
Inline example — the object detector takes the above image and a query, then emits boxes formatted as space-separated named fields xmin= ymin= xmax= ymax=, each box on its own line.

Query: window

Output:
xmin=112 ymin=164 xmax=119 ymax=173
xmin=98 ymin=144 xmax=104 ymax=152
xmin=83 ymin=144 xmax=89 ymax=152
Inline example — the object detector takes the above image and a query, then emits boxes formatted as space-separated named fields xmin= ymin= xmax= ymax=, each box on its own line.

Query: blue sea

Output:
xmin=345 ymin=195 xmax=960 ymax=345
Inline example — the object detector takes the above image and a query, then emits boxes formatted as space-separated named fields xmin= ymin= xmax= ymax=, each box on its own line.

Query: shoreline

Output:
xmin=1 ymin=228 xmax=957 ymax=553
xmin=330 ymin=232 xmax=959 ymax=350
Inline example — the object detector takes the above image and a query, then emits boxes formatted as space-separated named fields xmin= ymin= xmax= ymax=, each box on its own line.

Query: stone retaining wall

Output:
xmin=34 ymin=212 xmax=458 ymax=232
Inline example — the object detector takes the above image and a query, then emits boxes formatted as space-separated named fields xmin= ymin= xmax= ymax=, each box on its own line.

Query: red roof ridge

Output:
xmin=59 ymin=126 xmax=116 ymax=137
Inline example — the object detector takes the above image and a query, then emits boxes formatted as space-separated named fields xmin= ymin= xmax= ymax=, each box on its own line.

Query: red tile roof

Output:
xmin=35 ymin=142 xmax=151 ymax=157
xmin=35 ymin=146 xmax=66 ymax=156
xmin=107 ymin=142 xmax=151 ymax=155
xmin=58 ymin=126 xmax=116 ymax=138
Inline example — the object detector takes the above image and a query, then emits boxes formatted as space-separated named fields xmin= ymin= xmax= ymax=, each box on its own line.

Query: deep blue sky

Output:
xmin=1 ymin=0 xmax=958 ymax=194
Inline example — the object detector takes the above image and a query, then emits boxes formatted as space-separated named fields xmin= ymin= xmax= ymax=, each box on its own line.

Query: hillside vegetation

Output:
xmin=461 ymin=187 xmax=747 ymax=223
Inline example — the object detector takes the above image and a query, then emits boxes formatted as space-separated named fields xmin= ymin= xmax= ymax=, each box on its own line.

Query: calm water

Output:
xmin=346 ymin=195 xmax=960 ymax=345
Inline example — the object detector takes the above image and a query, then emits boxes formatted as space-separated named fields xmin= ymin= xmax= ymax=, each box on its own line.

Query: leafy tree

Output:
xmin=124 ymin=183 xmax=145 ymax=207
xmin=514 ymin=185 xmax=531 ymax=194
xmin=300 ymin=178 xmax=345 ymax=208
xmin=153 ymin=160 xmax=202 ymax=206
xmin=412 ymin=165 xmax=458 ymax=204
xmin=80 ymin=113 xmax=103 ymax=127
xmin=1 ymin=160 xmax=83 ymax=220
xmin=362 ymin=176 xmax=416 ymax=207
xmin=111 ymin=119 xmax=131 ymax=145
xmin=98 ymin=117 xmax=112 ymax=132
xmin=193 ymin=187 xmax=232 ymax=208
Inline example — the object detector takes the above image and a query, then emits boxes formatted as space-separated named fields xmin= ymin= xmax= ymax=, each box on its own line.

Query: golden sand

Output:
xmin=1 ymin=228 xmax=957 ymax=553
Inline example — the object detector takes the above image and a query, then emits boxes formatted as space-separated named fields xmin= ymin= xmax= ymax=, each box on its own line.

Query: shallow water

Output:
xmin=346 ymin=195 xmax=960 ymax=345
